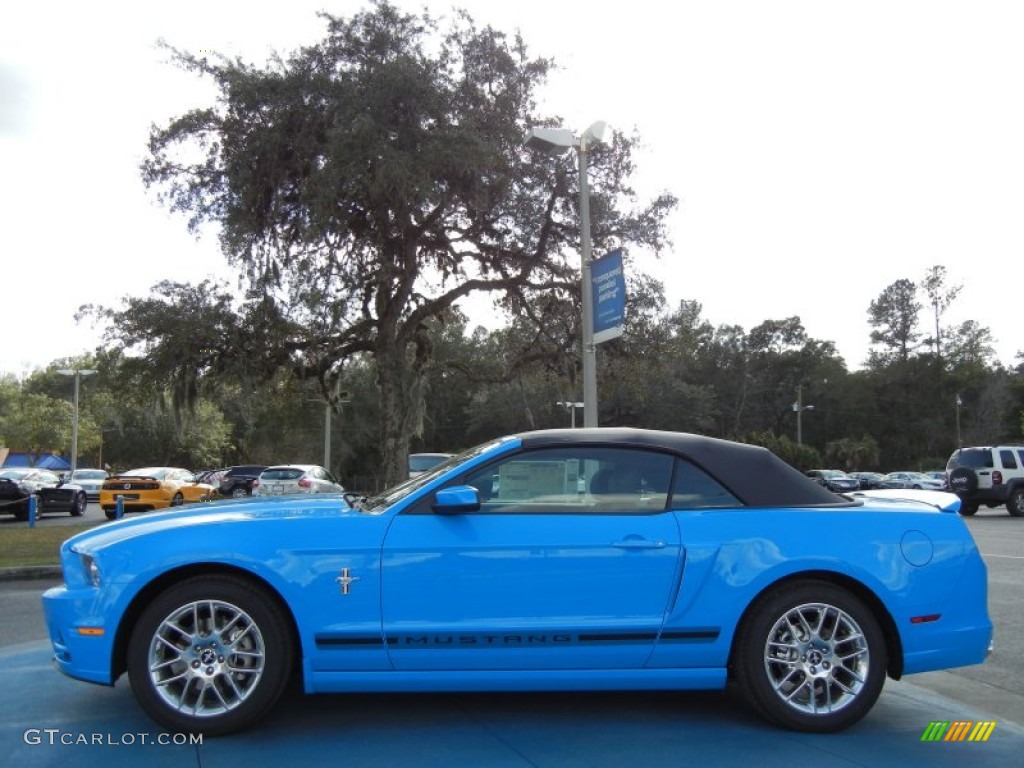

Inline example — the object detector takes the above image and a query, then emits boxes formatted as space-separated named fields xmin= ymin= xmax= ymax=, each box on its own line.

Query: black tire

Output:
xmin=948 ymin=467 xmax=978 ymax=495
xmin=13 ymin=504 xmax=29 ymax=522
xmin=170 ymin=492 xmax=185 ymax=507
xmin=1006 ymin=487 xmax=1024 ymax=517
xmin=103 ymin=507 xmax=118 ymax=520
xmin=958 ymin=502 xmax=978 ymax=516
xmin=127 ymin=574 xmax=294 ymax=736
xmin=230 ymin=486 xmax=248 ymax=499
xmin=733 ymin=580 xmax=887 ymax=732
xmin=70 ymin=492 xmax=86 ymax=517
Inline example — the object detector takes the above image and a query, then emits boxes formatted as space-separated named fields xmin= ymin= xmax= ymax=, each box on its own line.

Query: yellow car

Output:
xmin=100 ymin=467 xmax=215 ymax=519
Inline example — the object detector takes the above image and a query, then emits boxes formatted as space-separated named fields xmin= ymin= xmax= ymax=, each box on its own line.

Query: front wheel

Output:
xmin=127 ymin=575 xmax=294 ymax=735
xmin=170 ymin=492 xmax=184 ymax=507
xmin=70 ymin=492 xmax=86 ymax=517
xmin=733 ymin=581 xmax=887 ymax=732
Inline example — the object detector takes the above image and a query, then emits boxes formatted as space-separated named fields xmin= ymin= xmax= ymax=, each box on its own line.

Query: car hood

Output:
xmin=65 ymin=494 xmax=357 ymax=553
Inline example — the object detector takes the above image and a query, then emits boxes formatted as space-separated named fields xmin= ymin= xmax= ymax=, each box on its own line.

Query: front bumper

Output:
xmin=42 ymin=584 xmax=117 ymax=686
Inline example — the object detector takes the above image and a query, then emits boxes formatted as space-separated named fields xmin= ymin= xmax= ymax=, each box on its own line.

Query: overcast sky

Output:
xmin=3 ymin=0 xmax=1022 ymax=378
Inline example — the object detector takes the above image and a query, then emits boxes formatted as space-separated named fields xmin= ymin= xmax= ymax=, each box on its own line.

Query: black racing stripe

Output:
xmin=659 ymin=629 xmax=720 ymax=642
xmin=315 ymin=636 xmax=385 ymax=648
xmin=577 ymin=633 xmax=659 ymax=643
xmin=316 ymin=629 xmax=721 ymax=650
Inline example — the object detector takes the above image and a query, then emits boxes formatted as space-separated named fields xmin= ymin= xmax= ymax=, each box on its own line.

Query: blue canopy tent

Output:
xmin=0 ymin=452 xmax=71 ymax=470
xmin=36 ymin=454 xmax=71 ymax=471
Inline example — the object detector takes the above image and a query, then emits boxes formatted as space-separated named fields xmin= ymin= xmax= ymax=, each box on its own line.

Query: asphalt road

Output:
xmin=0 ymin=500 xmax=111 ymax=528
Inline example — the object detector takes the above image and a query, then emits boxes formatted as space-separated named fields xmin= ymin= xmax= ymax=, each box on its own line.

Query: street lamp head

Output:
xmin=524 ymin=126 xmax=578 ymax=154
xmin=581 ymin=120 xmax=608 ymax=145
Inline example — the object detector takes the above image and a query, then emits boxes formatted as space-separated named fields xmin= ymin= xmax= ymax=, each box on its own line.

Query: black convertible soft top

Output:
xmin=520 ymin=428 xmax=851 ymax=507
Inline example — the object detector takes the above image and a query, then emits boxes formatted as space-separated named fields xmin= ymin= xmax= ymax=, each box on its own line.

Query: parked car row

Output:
xmin=808 ymin=469 xmax=948 ymax=494
xmin=97 ymin=463 xmax=346 ymax=520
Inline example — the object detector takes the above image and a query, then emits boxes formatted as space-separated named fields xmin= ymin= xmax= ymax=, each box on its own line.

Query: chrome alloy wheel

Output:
xmin=763 ymin=602 xmax=869 ymax=715
xmin=148 ymin=599 xmax=266 ymax=718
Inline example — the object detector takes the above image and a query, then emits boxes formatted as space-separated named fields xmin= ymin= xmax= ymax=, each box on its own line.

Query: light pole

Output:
xmin=56 ymin=368 xmax=97 ymax=474
xmin=955 ymin=393 xmax=962 ymax=447
xmin=312 ymin=389 xmax=350 ymax=472
xmin=556 ymin=401 xmax=584 ymax=428
xmin=525 ymin=121 xmax=608 ymax=428
xmin=792 ymin=384 xmax=815 ymax=446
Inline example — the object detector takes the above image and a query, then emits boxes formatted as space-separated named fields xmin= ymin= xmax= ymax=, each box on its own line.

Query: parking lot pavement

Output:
xmin=2 ymin=641 xmax=1022 ymax=768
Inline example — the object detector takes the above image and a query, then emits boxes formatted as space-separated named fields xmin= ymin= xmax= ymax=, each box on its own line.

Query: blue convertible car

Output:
xmin=43 ymin=429 xmax=992 ymax=736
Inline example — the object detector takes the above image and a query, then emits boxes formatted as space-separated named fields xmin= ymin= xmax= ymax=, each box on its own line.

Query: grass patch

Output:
xmin=0 ymin=524 xmax=95 ymax=568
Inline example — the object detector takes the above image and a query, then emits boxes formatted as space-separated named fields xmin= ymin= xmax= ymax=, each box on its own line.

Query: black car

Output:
xmin=0 ymin=468 xmax=87 ymax=521
xmin=848 ymin=471 xmax=889 ymax=490
xmin=218 ymin=464 xmax=269 ymax=498
xmin=806 ymin=469 xmax=860 ymax=494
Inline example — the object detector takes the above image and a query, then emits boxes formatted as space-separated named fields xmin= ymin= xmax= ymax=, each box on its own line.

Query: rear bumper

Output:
xmin=956 ymin=486 xmax=1010 ymax=506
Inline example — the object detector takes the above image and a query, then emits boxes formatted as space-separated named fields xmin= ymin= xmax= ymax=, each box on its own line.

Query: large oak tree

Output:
xmin=133 ymin=1 xmax=675 ymax=484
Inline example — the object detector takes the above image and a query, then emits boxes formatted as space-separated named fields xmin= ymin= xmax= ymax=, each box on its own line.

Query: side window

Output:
xmin=1000 ymin=450 xmax=1018 ymax=470
xmin=459 ymin=447 xmax=674 ymax=515
xmin=669 ymin=460 xmax=741 ymax=510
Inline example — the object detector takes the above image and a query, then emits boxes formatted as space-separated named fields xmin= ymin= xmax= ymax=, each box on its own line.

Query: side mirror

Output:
xmin=432 ymin=485 xmax=481 ymax=514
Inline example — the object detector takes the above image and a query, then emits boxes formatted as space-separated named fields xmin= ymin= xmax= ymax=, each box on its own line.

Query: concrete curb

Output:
xmin=0 ymin=565 xmax=62 ymax=581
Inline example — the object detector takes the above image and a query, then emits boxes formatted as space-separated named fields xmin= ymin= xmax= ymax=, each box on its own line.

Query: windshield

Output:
xmin=947 ymin=449 xmax=993 ymax=470
xmin=359 ymin=438 xmax=511 ymax=514
xmin=72 ymin=470 xmax=107 ymax=480
xmin=409 ymin=454 xmax=451 ymax=473
xmin=125 ymin=468 xmax=170 ymax=480
xmin=261 ymin=468 xmax=306 ymax=481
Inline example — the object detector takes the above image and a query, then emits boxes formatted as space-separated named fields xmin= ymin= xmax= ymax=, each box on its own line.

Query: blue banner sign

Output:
xmin=590 ymin=248 xmax=626 ymax=344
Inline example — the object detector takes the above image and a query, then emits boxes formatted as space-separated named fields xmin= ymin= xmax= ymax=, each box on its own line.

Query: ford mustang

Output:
xmin=98 ymin=467 xmax=215 ymax=519
xmin=42 ymin=429 xmax=992 ymax=736
xmin=0 ymin=468 xmax=87 ymax=520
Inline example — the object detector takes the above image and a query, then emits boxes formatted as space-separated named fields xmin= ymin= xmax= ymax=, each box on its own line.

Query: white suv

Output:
xmin=945 ymin=445 xmax=1024 ymax=517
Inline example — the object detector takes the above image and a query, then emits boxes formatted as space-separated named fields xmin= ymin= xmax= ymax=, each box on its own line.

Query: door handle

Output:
xmin=612 ymin=537 xmax=666 ymax=549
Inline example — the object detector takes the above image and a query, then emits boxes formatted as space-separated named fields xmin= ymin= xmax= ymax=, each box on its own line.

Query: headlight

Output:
xmin=80 ymin=553 xmax=101 ymax=587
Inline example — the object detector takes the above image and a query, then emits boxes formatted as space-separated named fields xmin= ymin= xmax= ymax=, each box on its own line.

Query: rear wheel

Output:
xmin=958 ymin=502 xmax=978 ymax=516
xmin=733 ymin=581 xmax=887 ymax=732
xmin=127 ymin=575 xmax=294 ymax=735
xmin=1006 ymin=488 xmax=1024 ymax=517
xmin=231 ymin=486 xmax=248 ymax=498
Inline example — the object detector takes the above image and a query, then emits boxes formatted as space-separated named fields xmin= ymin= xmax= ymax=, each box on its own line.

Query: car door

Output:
xmin=381 ymin=446 xmax=682 ymax=671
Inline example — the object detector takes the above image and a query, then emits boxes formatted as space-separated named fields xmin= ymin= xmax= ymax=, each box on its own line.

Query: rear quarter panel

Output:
xmin=647 ymin=504 xmax=991 ymax=673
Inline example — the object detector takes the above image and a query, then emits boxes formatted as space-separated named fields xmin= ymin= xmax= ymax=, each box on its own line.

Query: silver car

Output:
xmin=251 ymin=464 xmax=345 ymax=496
xmin=881 ymin=471 xmax=946 ymax=490
xmin=69 ymin=468 xmax=109 ymax=502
